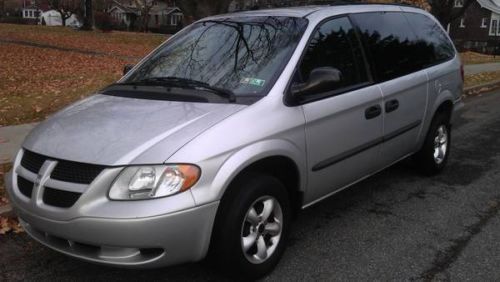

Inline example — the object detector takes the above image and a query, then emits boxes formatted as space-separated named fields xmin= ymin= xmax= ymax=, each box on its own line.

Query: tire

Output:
xmin=208 ymin=172 xmax=291 ymax=280
xmin=415 ymin=112 xmax=451 ymax=175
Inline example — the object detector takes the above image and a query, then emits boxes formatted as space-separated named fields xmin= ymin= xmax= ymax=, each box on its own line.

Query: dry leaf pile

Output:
xmin=0 ymin=217 xmax=23 ymax=235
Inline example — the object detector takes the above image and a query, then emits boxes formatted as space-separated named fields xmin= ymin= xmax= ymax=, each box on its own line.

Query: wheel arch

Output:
xmin=209 ymin=139 xmax=307 ymax=216
xmin=417 ymin=91 xmax=455 ymax=151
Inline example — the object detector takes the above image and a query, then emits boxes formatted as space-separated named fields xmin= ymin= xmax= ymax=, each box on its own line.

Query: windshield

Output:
xmin=124 ymin=16 xmax=308 ymax=99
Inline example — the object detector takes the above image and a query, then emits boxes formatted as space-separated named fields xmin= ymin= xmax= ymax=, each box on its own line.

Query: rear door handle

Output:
xmin=385 ymin=99 xmax=399 ymax=113
xmin=365 ymin=105 xmax=382 ymax=120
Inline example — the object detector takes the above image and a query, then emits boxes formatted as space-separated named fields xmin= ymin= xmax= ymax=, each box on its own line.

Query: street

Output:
xmin=2 ymin=89 xmax=500 ymax=281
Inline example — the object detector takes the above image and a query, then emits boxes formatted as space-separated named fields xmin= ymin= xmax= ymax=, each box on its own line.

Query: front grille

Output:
xmin=17 ymin=176 xmax=34 ymax=198
xmin=51 ymin=160 xmax=106 ymax=184
xmin=42 ymin=187 xmax=81 ymax=208
xmin=21 ymin=150 xmax=46 ymax=174
xmin=19 ymin=150 xmax=107 ymax=208
xmin=20 ymin=150 xmax=106 ymax=184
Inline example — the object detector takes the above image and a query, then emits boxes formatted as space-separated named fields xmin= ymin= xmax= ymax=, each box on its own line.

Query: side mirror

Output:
xmin=123 ymin=64 xmax=134 ymax=75
xmin=291 ymin=67 xmax=342 ymax=98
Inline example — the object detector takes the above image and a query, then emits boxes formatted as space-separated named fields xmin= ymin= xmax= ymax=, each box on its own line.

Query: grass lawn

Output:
xmin=460 ymin=51 xmax=500 ymax=65
xmin=0 ymin=24 xmax=167 ymax=126
xmin=0 ymin=24 xmax=165 ymax=58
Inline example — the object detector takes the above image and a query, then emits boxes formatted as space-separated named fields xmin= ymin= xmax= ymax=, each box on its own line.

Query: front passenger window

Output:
xmin=296 ymin=17 xmax=369 ymax=95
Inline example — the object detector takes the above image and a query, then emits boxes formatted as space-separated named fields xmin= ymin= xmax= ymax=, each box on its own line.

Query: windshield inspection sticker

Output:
xmin=241 ymin=77 xmax=265 ymax=87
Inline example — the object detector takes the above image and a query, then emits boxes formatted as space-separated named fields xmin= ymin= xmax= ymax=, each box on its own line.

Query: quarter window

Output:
xmin=296 ymin=17 xmax=368 ymax=95
xmin=351 ymin=12 xmax=423 ymax=82
xmin=404 ymin=13 xmax=455 ymax=66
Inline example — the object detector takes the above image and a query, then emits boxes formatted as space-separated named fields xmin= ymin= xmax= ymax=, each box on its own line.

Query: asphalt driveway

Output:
xmin=2 ymin=89 xmax=500 ymax=281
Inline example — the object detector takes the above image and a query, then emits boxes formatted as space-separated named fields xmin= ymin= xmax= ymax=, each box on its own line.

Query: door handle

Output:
xmin=365 ymin=105 xmax=382 ymax=120
xmin=385 ymin=99 xmax=399 ymax=113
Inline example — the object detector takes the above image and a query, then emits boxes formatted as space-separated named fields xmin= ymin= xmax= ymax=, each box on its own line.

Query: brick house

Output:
xmin=449 ymin=0 xmax=500 ymax=54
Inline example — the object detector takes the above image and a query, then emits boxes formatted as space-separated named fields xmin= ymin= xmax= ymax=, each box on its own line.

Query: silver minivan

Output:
xmin=6 ymin=4 xmax=463 ymax=279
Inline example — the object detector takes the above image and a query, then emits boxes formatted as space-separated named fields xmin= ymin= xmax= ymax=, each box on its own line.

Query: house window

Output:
xmin=454 ymin=0 xmax=464 ymax=7
xmin=481 ymin=18 xmax=488 ymax=28
xmin=459 ymin=18 xmax=466 ymax=28
xmin=491 ymin=20 xmax=498 ymax=36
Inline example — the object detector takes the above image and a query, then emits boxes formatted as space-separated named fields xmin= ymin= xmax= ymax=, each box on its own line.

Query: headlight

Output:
xmin=109 ymin=165 xmax=200 ymax=200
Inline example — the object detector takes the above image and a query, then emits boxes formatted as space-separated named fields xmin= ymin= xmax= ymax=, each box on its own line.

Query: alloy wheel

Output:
xmin=240 ymin=196 xmax=283 ymax=264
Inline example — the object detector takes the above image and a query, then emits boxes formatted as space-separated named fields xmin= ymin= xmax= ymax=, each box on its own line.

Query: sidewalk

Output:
xmin=464 ymin=62 xmax=500 ymax=75
xmin=0 ymin=123 xmax=37 ymax=165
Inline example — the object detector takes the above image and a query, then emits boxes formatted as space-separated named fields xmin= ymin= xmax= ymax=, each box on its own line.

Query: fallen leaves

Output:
xmin=0 ymin=164 xmax=22 ymax=236
xmin=0 ymin=43 xmax=134 ymax=125
xmin=0 ymin=23 xmax=166 ymax=58
xmin=0 ymin=216 xmax=23 ymax=235
xmin=0 ymin=23 xmax=168 ymax=126
xmin=0 ymin=163 xmax=12 ymax=205
xmin=464 ymin=70 xmax=500 ymax=88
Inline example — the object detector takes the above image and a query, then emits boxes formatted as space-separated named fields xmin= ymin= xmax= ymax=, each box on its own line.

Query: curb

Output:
xmin=464 ymin=80 xmax=500 ymax=97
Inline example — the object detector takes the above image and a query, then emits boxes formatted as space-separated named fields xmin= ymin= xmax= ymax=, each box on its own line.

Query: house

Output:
xmin=449 ymin=0 xmax=500 ymax=53
xmin=40 ymin=9 xmax=81 ymax=27
xmin=19 ymin=0 xmax=46 ymax=22
xmin=108 ymin=0 xmax=183 ymax=32
xmin=18 ymin=0 xmax=81 ymax=27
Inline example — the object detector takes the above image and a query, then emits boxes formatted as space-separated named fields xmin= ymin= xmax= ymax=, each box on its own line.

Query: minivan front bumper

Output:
xmin=5 ymin=162 xmax=219 ymax=268
xmin=15 ymin=201 xmax=218 ymax=268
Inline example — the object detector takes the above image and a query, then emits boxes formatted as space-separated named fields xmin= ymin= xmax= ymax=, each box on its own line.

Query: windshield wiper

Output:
xmin=118 ymin=77 xmax=236 ymax=103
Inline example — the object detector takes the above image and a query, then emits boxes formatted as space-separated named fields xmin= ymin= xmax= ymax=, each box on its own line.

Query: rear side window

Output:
xmin=403 ymin=13 xmax=455 ymax=65
xmin=297 ymin=16 xmax=369 ymax=93
xmin=351 ymin=12 xmax=424 ymax=82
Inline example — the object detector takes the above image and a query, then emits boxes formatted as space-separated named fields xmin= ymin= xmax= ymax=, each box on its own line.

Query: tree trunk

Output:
xmin=81 ymin=0 xmax=93 ymax=30
xmin=430 ymin=0 xmax=475 ymax=27
xmin=60 ymin=12 xmax=67 ymax=26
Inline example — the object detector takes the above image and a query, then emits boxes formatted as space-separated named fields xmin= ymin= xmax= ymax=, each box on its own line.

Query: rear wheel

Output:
xmin=209 ymin=173 xmax=291 ymax=279
xmin=415 ymin=113 xmax=451 ymax=175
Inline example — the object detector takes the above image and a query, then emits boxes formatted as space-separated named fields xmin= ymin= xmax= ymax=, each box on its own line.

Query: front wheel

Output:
xmin=209 ymin=173 xmax=291 ymax=279
xmin=415 ymin=113 xmax=451 ymax=175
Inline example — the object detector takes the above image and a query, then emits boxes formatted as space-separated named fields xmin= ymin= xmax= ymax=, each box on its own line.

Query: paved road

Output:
xmin=2 ymin=89 xmax=500 ymax=281
xmin=464 ymin=62 xmax=500 ymax=75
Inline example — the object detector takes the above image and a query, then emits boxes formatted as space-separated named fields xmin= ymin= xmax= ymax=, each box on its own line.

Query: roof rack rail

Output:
xmin=310 ymin=1 xmax=420 ymax=9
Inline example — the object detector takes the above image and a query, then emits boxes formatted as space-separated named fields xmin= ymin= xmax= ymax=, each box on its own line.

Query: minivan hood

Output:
xmin=23 ymin=94 xmax=246 ymax=165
